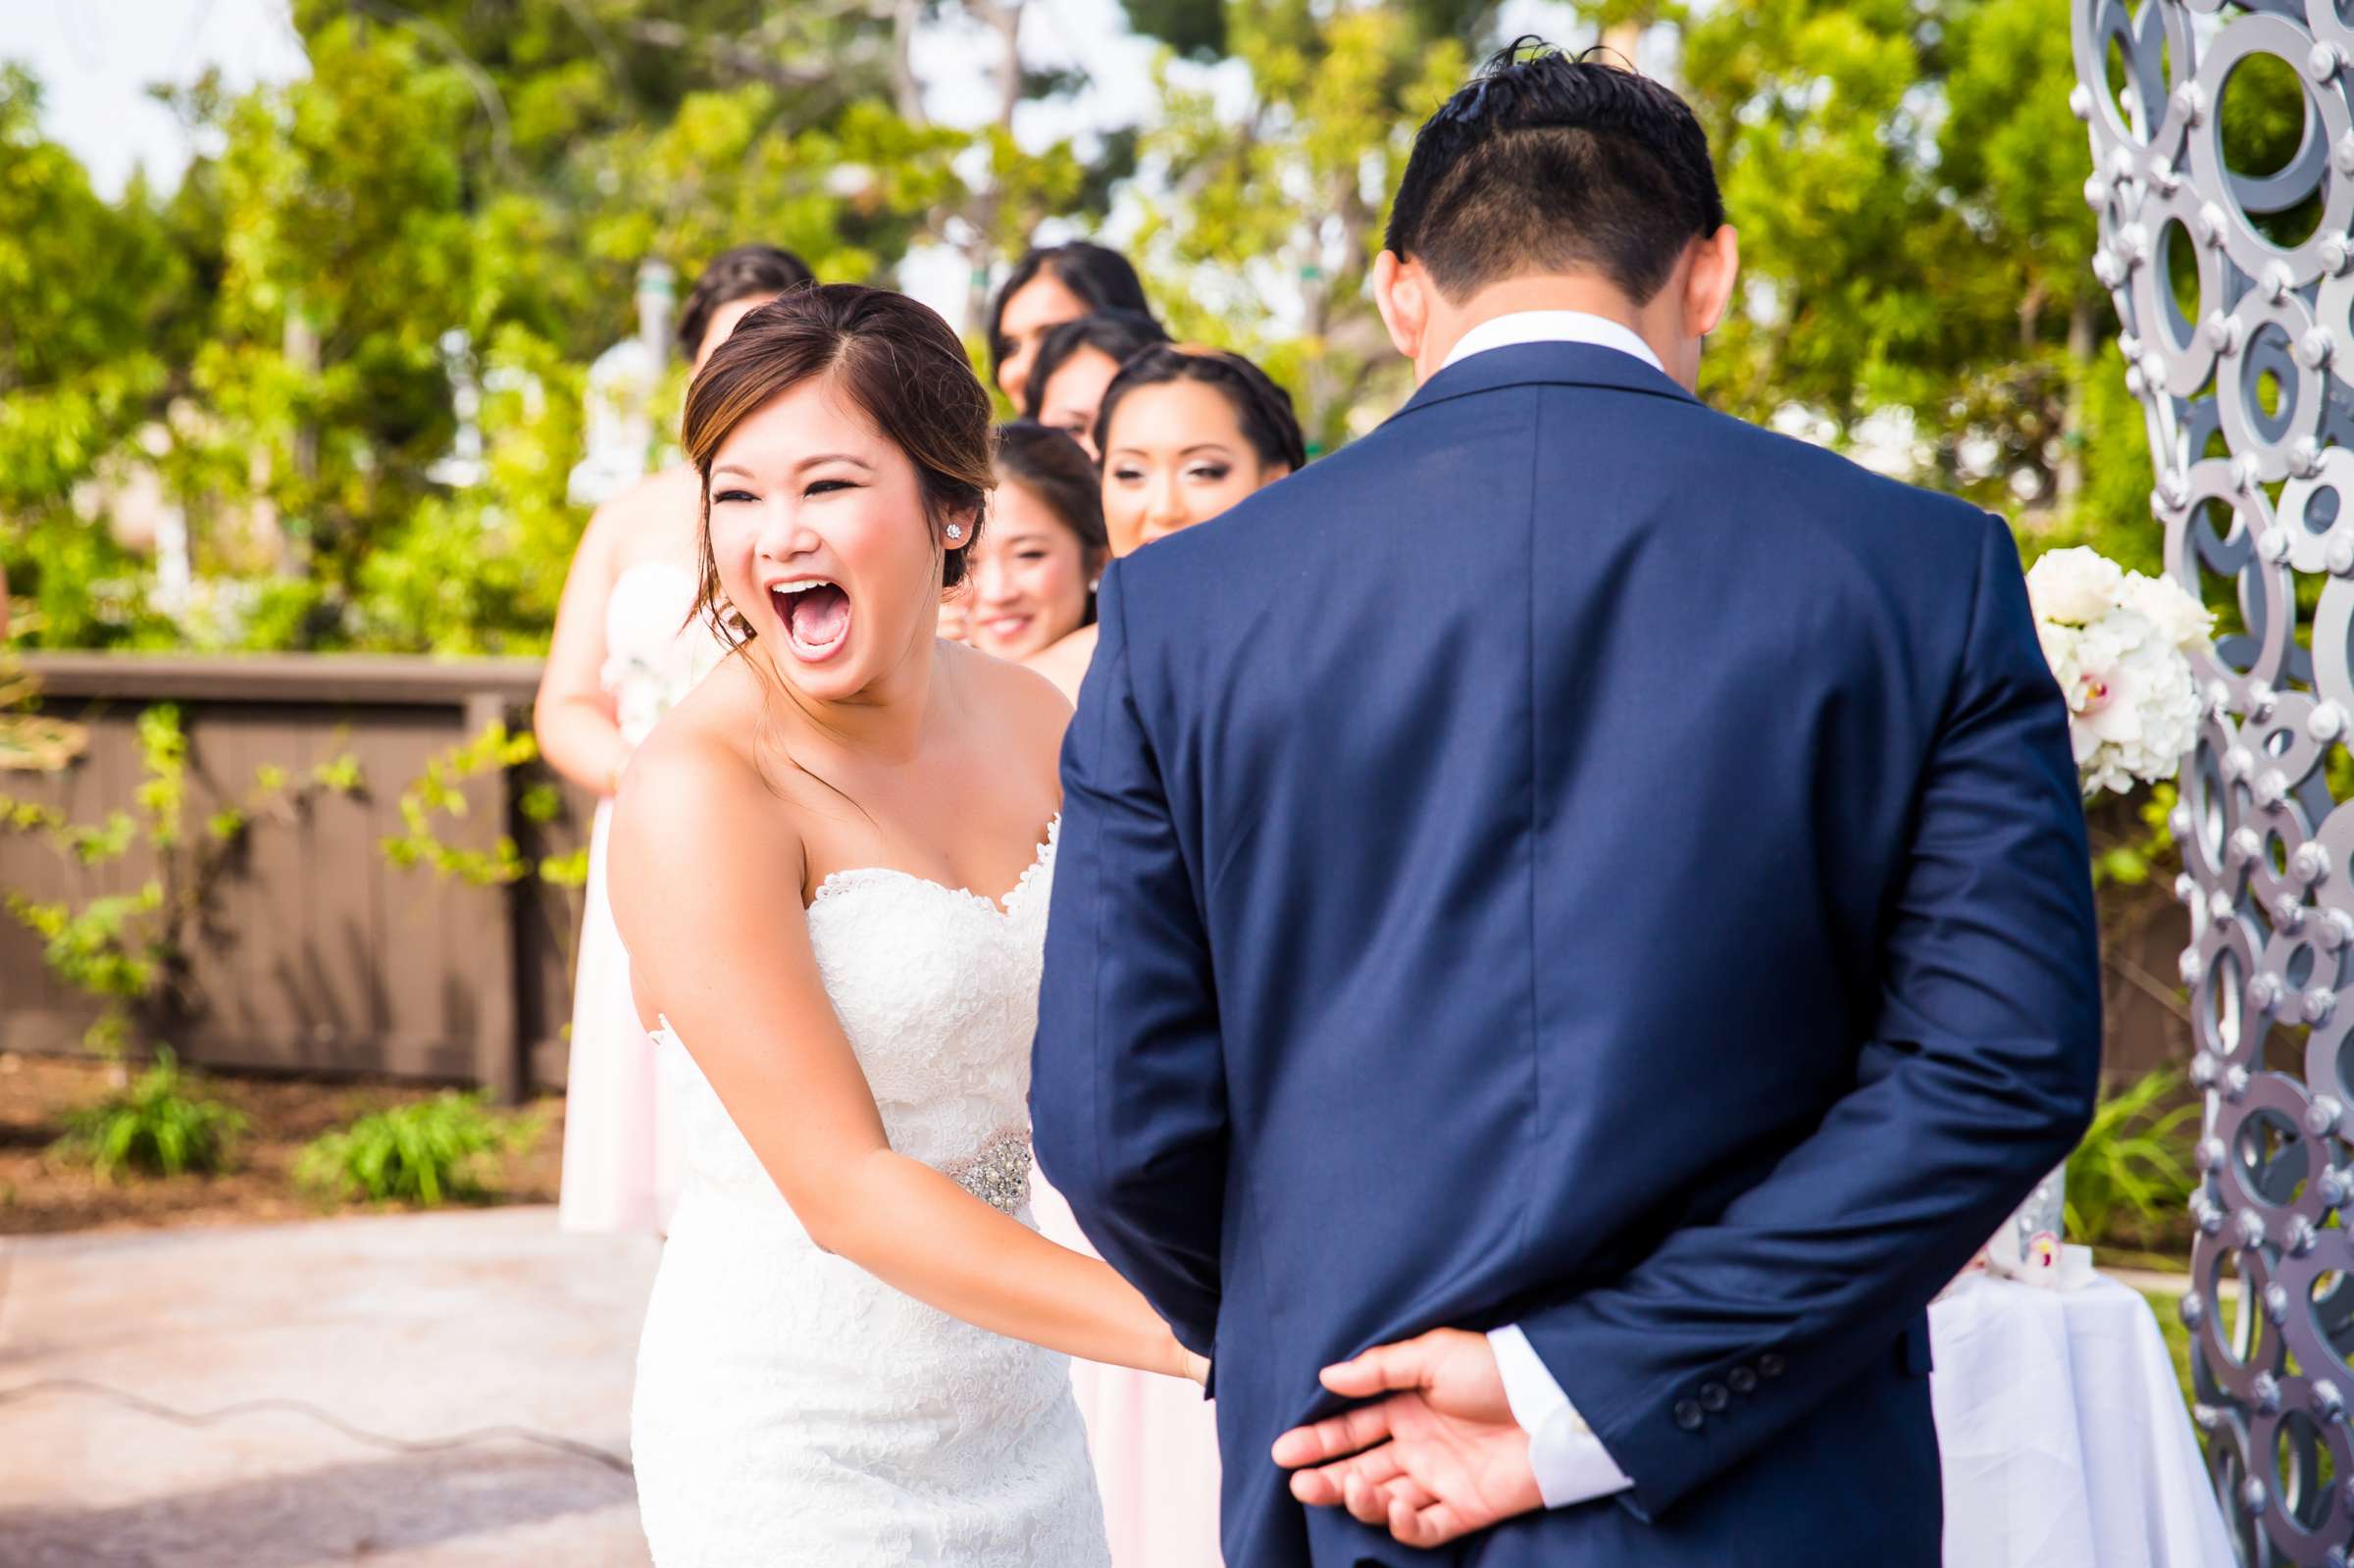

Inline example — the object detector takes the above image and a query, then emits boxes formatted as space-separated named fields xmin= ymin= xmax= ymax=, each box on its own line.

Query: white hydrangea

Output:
xmin=2119 ymin=568 xmax=2214 ymax=649
xmin=2023 ymin=547 xmax=2213 ymax=800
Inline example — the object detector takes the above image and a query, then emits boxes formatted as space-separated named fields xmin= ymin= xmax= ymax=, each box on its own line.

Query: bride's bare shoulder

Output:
xmin=946 ymin=640 xmax=1072 ymax=760
xmin=608 ymin=664 xmax=800 ymax=898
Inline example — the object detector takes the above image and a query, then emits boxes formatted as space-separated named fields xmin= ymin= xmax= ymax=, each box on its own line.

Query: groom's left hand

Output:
xmin=1270 ymin=1328 xmax=1543 ymax=1549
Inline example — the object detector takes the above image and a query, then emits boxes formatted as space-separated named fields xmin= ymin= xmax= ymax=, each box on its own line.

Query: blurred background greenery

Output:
xmin=3 ymin=0 xmax=2258 ymax=658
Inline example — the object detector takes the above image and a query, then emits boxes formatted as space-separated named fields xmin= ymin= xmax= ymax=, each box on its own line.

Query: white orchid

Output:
xmin=2023 ymin=547 xmax=2212 ymax=800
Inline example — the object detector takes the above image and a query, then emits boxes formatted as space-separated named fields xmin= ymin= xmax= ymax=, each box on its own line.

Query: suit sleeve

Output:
xmin=1520 ymin=512 xmax=2102 ymax=1521
xmin=1030 ymin=565 xmax=1227 ymax=1357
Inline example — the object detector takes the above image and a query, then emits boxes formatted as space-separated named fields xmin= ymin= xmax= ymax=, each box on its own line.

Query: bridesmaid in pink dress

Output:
xmin=1024 ymin=345 xmax=1306 ymax=1567
xmin=535 ymin=244 xmax=812 ymax=1234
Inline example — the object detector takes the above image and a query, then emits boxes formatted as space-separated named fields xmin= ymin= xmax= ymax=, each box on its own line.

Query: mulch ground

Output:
xmin=0 ymin=1052 xmax=566 ymax=1236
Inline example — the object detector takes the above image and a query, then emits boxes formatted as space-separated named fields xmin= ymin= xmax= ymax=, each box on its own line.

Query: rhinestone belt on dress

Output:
xmin=945 ymin=1132 xmax=1032 ymax=1214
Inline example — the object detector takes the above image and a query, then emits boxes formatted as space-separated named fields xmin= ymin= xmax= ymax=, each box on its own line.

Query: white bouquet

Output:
xmin=2024 ymin=546 xmax=2212 ymax=800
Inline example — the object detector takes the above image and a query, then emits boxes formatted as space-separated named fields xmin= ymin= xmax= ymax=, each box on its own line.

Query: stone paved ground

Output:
xmin=0 ymin=1206 xmax=659 ymax=1566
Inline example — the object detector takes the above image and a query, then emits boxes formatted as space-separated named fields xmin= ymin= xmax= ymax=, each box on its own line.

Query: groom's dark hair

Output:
xmin=1386 ymin=39 xmax=1723 ymax=305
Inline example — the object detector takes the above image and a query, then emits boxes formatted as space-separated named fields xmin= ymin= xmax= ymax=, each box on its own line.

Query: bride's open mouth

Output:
xmin=771 ymin=579 xmax=852 ymax=662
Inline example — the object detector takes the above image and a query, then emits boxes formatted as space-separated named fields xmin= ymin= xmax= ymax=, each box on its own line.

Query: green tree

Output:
xmin=1667 ymin=0 xmax=2301 ymax=573
xmin=1131 ymin=1 xmax=1472 ymax=450
xmin=0 ymin=68 xmax=187 ymax=645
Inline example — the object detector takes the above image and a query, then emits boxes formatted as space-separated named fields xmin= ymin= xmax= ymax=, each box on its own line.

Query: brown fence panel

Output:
xmin=0 ymin=655 xmax=592 ymax=1096
xmin=0 ymin=654 xmax=2195 ymax=1094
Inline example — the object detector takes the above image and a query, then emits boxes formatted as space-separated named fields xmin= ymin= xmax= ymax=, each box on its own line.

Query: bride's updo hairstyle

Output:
xmin=682 ymin=283 xmax=995 ymax=650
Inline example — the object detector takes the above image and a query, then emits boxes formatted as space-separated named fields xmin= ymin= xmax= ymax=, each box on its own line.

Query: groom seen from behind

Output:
xmin=1032 ymin=41 xmax=2101 ymax=1566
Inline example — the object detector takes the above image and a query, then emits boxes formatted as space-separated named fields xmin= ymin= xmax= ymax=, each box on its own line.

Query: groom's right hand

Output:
xmin=1270 ymin=1328 xmax=1544 ymax=1549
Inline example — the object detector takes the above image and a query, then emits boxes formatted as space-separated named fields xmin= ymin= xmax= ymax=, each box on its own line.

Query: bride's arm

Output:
xmin=609 ymin=733 xmax=1200 ymax=1384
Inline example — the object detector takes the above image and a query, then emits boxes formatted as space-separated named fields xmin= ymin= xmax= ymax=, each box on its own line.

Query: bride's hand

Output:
xmin=1163 ymin=1336 xmax=1209 ymax=1386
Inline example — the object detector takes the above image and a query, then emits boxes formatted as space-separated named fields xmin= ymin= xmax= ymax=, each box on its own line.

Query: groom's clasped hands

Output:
xmin=1271 ymin=1328 xmax=1544 ymax=1550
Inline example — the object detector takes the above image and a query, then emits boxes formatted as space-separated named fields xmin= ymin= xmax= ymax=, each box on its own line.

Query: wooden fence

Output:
xmin=0 ymin=653 xmax=2195 ymax=1095
xmin=0 ymin=654 xmax=591 ymax=1098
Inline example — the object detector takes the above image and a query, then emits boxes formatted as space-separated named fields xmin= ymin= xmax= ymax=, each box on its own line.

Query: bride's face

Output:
xmin=707 ymin=375 xmax=959 ymax=702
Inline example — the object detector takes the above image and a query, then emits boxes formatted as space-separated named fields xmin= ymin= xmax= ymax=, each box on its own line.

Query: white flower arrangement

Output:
xmin=2024 ymin=547 xmax=2213 ymax=800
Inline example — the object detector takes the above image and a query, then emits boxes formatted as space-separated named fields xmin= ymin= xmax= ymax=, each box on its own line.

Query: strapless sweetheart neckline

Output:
xmin=808 ymin=816 xmax=1060 ymax=919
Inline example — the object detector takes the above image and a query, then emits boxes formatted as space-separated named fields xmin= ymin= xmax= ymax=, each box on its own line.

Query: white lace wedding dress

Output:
xmin=631 ymin=820 xmax=1111 ymax=1567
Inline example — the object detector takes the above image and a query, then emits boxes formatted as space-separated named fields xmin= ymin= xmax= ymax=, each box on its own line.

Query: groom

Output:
xmin=1032 ymin=42 xmax=2100 ymax=1566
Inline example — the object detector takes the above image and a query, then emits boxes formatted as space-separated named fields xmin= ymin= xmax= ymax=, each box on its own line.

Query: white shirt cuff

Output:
xmin=1488 ymin=1323 xmax=1635 ymax=1508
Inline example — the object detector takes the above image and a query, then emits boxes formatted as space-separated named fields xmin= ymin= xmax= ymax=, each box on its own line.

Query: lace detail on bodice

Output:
xmin=631 ymin=817 xmax=1107 ymax=1566
xmin=652 ymin=817 xmax=1060 ymax=1227
xmin=602 ymin=560 xmax=726 ymax=747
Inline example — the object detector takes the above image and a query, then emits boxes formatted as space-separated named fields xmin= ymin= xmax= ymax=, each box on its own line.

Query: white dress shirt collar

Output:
xmin=1439 ymin=309 xmax=1665 ymax=376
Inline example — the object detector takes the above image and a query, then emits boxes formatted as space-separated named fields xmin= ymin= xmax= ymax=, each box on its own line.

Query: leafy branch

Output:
xmin=382 ymin=719 xmax=588 ymax=889
xmin=0 ymin=702 xmax=364 ymax=1052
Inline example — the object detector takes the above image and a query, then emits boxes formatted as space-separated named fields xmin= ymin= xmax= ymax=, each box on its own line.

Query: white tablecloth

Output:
xmin=1929 ymin=1273 xmax=2233 ymax=1568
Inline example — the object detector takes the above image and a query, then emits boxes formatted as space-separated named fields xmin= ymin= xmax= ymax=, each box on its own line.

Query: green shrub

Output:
xmin=295 ymin=1092 xmax=541 ymax=1207
xmin=2067 ymin=1067 xmax=2199 ymax=1247
xmin=53 ymin=1047 xmax=245 ymax=1179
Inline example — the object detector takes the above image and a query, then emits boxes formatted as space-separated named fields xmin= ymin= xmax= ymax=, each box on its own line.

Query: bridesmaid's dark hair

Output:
xmin=1094 ymin=345 xmax=1308 ymax=476
xmin=683 ymin=285 xmax=994 ymax=650
xmin=986 ymin=242 xmax=1153 ymax=379
xmin=676 ymin=244 xmax=816 ymax=361
xmin=993 ymin=422 xmax=1110 ymax=624
xmin=1022 ymin=310 xmax=1172 ymax=421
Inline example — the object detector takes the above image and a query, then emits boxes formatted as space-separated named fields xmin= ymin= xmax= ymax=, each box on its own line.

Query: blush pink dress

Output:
xmin=556 ymin=559 xmax=723 ymax=1235
xmin=1031 ymin=1170 xmax=1228 ymax=1567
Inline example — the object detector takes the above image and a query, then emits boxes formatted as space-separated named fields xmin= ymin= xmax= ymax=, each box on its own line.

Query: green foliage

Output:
xmin=0 ymin=0 xmax=2265 ymax=652
xmin=0 ymin=702 xmax=363 ymax=1051
xmin=53 ymin=1047 xmax=246 ymax=1180
xmin=295 ymin=1090 xmax=542 ymax=1206
xmin=2067 ymin=1068 xmax=2199 ymax=1246
xmin=2090 ymin=783 xmax=2177 ymax=890
xmin=382 ymin=720 xmax=540 ymax=886
xmin=1 ymin=2 xmax=1104 ymax=654
xmin=1133 ymin=4 xmax=1469 ymax=449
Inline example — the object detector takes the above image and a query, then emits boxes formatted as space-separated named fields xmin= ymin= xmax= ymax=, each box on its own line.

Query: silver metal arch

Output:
xmin=2075 ymin=3 xmax=2354 ymax=1559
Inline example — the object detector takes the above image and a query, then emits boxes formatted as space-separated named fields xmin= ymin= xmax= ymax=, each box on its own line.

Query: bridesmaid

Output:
xmin=1026 ymin=345 xmax=1305 ymax=1568
xmin=1023 ymin=309 xmax=1169 ymax=457
xmin=537 ymin=243 xmax=813 ymax=1235
xmin=1025 ymin=344 xmax=1305 ymax=703
xmin=987 ymin=241 xmax=1153 ymax=409
xmin=965 ymin=423 xmax=1108 ymax=663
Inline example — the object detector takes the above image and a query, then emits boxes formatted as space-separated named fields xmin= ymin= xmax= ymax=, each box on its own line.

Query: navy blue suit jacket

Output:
xmin=1031 ymin=341 xmax=2101 ymax=1566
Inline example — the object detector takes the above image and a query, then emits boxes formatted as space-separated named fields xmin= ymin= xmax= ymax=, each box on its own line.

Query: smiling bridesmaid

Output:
xmin=964 ymin=424 xmax=1108 ymax=665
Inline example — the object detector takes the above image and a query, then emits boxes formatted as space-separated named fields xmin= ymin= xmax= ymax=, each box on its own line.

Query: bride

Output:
xmin=609 ymin=282 xmax=1204 ymax=1567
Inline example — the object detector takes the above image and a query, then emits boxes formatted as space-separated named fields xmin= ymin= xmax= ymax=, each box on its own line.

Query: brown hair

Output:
xmin=993 ymin=421 xmax=1110 ymax=624
xmin=1094 ymin=343 xmax=1308 ymax=475
xmin=683 ymin=284 xmax=995 ymax=650
xmin=676 ymin=244 xmax=815 ymax=362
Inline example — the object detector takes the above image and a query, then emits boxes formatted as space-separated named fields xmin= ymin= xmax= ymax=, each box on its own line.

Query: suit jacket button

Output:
xmin=1673 ymin=1398 xmax=1705 ymax=1432
xmin=1727 ymin=1366 xmax=1758 ymax=1395
xmin=1700 ymin=1382 xmax=1730 ymax=1412
xmin=1759 ymin=1353 xmax=1787 ymax=1379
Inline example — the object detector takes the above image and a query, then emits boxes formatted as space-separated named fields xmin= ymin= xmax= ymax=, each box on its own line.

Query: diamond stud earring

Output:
xmin=945 ymin=523 xmax=966 ymax=541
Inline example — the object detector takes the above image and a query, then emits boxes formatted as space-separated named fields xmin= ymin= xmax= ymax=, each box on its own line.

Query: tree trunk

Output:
xmin=2058 ymin=295 xmax=2093 ymax=513
xmin=960 ymin=0 xmax=1027 ymax=336
xmin=281 ymin=301 xmax=319 ymax=577
xmin=1602 ymin=22 xmax=1646 ymax=71
xmin=890 ymin=0 xmax=925 ymax=123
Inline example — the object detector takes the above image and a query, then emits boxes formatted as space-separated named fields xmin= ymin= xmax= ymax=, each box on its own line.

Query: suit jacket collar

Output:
xmin=1392 ymin=339 xmax=1701 ymax=423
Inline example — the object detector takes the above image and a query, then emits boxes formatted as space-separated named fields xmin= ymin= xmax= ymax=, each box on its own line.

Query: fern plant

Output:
xmin=53 ymin=1047 xmax=246 ymax=1180
xmin=2066 ymin=1067 xmax=2199 ymax=1246
xmin=295 ymin=1091 xmax=542 ymax=1207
